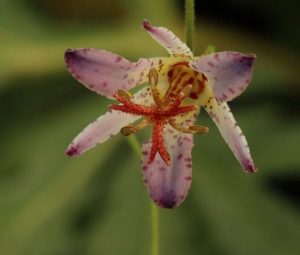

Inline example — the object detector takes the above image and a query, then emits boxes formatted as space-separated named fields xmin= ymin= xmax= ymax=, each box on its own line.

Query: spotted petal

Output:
xmin=65 ymin=48 xmax=157 ymax=99
xmin=205 ymin=98 xmax=256 ymax=172
xmin=142 ymin=20 xmax=193 ymax=58
xmin=142 ymin=127 xmax=194 ymax=208
xmin=190 ymin=52 xmax=255 ymax=102
xmin=65 ymin=87 xmax=153 ymax=156
xmin=65 ymin=110 xmax=140 ymax=157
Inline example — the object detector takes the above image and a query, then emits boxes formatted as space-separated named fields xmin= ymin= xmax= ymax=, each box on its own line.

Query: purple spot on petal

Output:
xmin=65 ymin=146 xmax=79 ymax=157
xmin=177 ymin=153 xmax=183 ymax=160
xmin=158 ymin=199 xmax=176 ymax=209
xmin=243 ymin=159 xmax=256 ymax=173
xmin=115 ymin=56 xmax=122 ymax=62
xmin=228 ymin=87 xmax=235 ymax=94
xmin=143 ymin=20 xmax=153 ymax=31
xmin=185 ymin=157 xmax=192 ymax=162
xmin=184 ymin=176 xmax=192 ymax=181
xmin=222 ymin=93 xmax=228 ymax=100
xmin=208 ymin=61 xmax=215 ymax=67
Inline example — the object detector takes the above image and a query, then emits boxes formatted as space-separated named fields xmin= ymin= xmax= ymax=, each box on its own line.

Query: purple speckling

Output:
xmin=184 ymin=176 xmax=192 ymax=181
xmin=177 ymin=153 xmax=183 ymax=160
xmin=207 ymin=61 xmax=215 ymax=67
xmin=115 ymin=56 xmax=122 ymax=63
xmin=214 ymin=53 xmax=220 ymax=61
xmin=228 ymin=87 xmax=235 ymax=94
xmin=65 ymin=146 xmax=79 ymax=157
xmin=244 ymin=159 xmax=257 ymax=173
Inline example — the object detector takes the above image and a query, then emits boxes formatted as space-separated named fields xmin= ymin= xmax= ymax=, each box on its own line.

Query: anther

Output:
xmin=179 ymin=84 xmax=193 ymax=99
xmin=116 ymin=89 xmax=133 ymax=101
xmin=148 ymin=68 xmax=162 ymax=106
xmin=121 ymin=118 xmax=150 ymax=136
xmin=189 ymin=125 xmax=209 ymax=134
xmin=168 ymin=119 xmax=208 ymax=134
xmin=148 ymin=68 xmax=158 ymax=86
xmin=121 ymin=126 xmax=137 ymax=136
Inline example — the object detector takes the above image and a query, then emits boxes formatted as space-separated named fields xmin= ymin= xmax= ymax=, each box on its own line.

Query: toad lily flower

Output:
xmin=65 ymin=20 xmax=256 ymax=208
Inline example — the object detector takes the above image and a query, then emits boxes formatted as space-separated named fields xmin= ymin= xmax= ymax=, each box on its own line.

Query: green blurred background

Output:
xmin=0 ymin=0 xmax=299 ymax=254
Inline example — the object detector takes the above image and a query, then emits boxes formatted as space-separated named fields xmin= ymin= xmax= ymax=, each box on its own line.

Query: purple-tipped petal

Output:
xmin=65 ymin=87 xmax=153 ymax=156
xmin=205 ymin=99 xmax=256 ymax=173
xmin=190 ymin=52 xmax=255 ymax=102
xmin=65 ymin=110 xmax=140 ymax=157
xmin=65 ymin=48 xmax=156 ymax=98
xmin=142 ymin=127 xmax=194 ymax=208
xmin=142 ymin=20 xmax=193 ymax=58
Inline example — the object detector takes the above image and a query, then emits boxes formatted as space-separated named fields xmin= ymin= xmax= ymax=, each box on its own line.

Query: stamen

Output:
xmin=189 ymin=125 xmax=209 ymax=134
xmin=179 ymin=84 xmax=193 ymax=99
xmin=121 ymin=118 xmax=150 ymax=136
xmin=115 ymin=89 xmax=133 ymax=101
xmin=149 ymin=68 xmax=158 ymax=85
xmin=148 ymin=68 xmax=162 ymax=106
xmin=168 ymin=119 xmax=194 ymax=133
xmin=168 ymin=119 xmax=209 ymax=134
xmin=121 ymin=126 xmax=137 ymax=136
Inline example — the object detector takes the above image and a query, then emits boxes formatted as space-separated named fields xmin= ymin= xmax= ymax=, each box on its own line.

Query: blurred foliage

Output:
xmin=29 ymin=0 xmax=127 ymax=23
xmin=0 ymin=0 xmax=299 ymax=255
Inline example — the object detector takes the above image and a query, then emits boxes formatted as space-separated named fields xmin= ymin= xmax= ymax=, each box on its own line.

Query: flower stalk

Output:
xmin=127 ymin=135 xmax=160 ymax=255
xmin=185 ymin=0 xmax=195 ymax=51
xmin=151 ymin=201 xmax=159 ymax=255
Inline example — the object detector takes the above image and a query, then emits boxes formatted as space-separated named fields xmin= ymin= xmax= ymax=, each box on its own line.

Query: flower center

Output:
xmin=167 ymin=61 xmax=207 ymax=100
xmin=109 ymin=65 xmax=209 ymax=166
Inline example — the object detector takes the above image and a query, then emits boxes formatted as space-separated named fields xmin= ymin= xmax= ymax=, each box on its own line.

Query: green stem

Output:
xmin=127 ymin=135 xmax=141 ymax=157
xmin=151 ymin=202 xmax=159 ymax=255
xmin=185 ymin=0 xmax=195 ymax=51
xmin=126 ymin=135 xmax=159 ymax=255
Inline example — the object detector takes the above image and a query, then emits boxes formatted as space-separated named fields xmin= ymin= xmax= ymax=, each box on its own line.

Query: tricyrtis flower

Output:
xmin=65 ymin=20 xmax=256 ymax=208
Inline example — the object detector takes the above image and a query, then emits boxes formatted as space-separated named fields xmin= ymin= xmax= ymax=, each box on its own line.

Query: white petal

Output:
xmin=142 ymin=20 xmax=193 ymax=58
xmin=142 ymin=126 xmax=194 ymax=208
xmin=65 ymin=87 xmax=153 ymax=156
xmin=66 ymin=111 xmax=139 ymax=156
xmin=65 ymin=48 xmax=159 ymax=98
xmin=205 ymin=98 xmax=256 ymax=172
xmin=190 ymin=52 xmax=255 ymax=102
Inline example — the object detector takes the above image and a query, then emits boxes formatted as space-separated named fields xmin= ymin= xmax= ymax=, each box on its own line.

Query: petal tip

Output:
xmin=65 ymin=48 xmax=74 ymax=53
xmin=64 ymin=49 xmax=75 ymax=63
xmin=65 ymin=145 xmax=80 ymax=157
xmin=153 ymin=197 xmax=182 ymax=209
xmin=142 ymin=19 xmax=152 ymax=31
xmin=243 ymin=160 xmax=257 ymax=173
xmin=64 ymin=48 xmax=76 ymax=60
xmin=248 ymin=53 xmax=256 ymax=60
